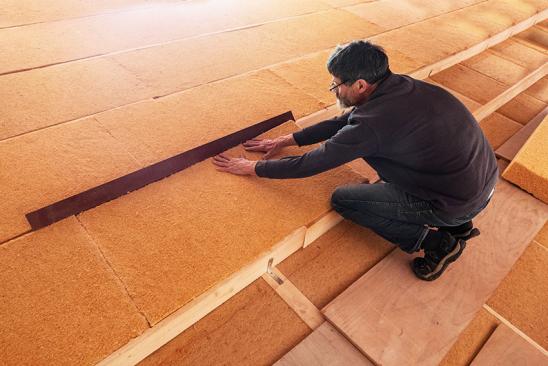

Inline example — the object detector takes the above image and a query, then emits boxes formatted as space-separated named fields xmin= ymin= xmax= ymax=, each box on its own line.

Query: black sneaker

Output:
xmin=412 ymin=232 xmax=466 ymax=281
xmin=439 ymin=221 xmax=480 ymax=241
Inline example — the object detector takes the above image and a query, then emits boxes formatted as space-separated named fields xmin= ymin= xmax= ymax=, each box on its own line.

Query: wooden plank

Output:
xmin=295 ymin=105 xmax=341 ymax=130
xmin=274 ymin=322 xmax=374 ymax=366
xmin=262 ymin=267 xmax=324 ymax=330
xmin=304 ymin=210 xmax=343 ymax=248
xmin=474 ymin=62 xmax=548 ymax=122
xmin=470 ymin=324 xmax=547 ymax=365
xmin=496 ymin=106 xmax=547 ymax=161
xmin=97 ymin=226 xmax=306 ymax=366
xmin=323 ymin=180 xmax=548 ymax=366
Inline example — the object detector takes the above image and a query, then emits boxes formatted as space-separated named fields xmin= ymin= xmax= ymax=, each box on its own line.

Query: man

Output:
xmin=212 ymin=40 xmax=498 ymax=281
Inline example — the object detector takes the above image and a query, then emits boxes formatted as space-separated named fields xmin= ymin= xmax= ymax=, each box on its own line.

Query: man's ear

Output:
xmin=356 ymin=79 xmax=370 ymax=92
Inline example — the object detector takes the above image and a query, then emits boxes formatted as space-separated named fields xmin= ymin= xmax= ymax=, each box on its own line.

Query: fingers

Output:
xmin=242 ymin=138 xmax=263 ymax=147
xmin=243 ymin=145 xmax=266 ymax=152
xmin=212 ymin=154 xmax=231 ymax=167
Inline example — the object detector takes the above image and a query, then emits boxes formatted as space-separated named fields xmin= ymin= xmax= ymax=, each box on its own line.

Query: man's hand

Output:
xmin=243 ymin=134 xmax=296 ymax=159
xmin=212 ymin=153 xmax=257 ymax=176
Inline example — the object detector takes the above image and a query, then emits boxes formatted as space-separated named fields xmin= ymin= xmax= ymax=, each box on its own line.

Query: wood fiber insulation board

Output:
xmin=278 ymin=220 xmax=393 ymax=309
xmin=535 ymin=221 xmax=548 ymax=248
xmin=0 ymin=57 xmax=154 ymax=140
xmin=95 ymin=70 xmax=324 ymax=166
xmin=0 ymin=0 xmax=168 ymax=28
xmin=346 ymin=0 xmax=482 ymax=30
xmin=470 ymin=324 xmax=547 ymax=365
xmin=430 ymin=63 xmax=508 ymax=104
xmin=275 ymin=322 xmax=374 ymax=366
xmin=497 ymin=89 xmax=547 ymax=125
xmin=424 ymin=78 xmax=483 ymax=112
xmin=323 ymin=180 xmax=548 ymax=366
xmin=324 ymin=0 xmax=375 ymax=7
xmin=439 ymin=309 xmax=500 ymax=366
xmin=490 ymin=38 xmax=548 ymax=71
xmin=0 ymin=118 xmax=141 ymax=243
xmin=524 ymin=76 xmax=548 ymax=102
xmin=462 ymin=50 xmax=531 ymax=85
xmin=78 ymin=122 xmax=363 ymax=325
xmin=516 ymin=26 xmax=548 ymax=50
xmin=496 ymin=106 xmax=546 ymax=161
xmin=0 ymin=0 xmax=331 ymax=74
xmin=487 ymin=241 xmax=548 ymax=349
xmin=503 ymin=115 xmax=548 ymax=203
xmin=0 ymin=217 xmax=149 ymax=365
xmin=110 ymin=9 xmax=382 ymax=97
xmin=140 ymin=279 xmax=311 ymax=366
xmin=268 ymin=50 xmax=336 ymax=107
xmin=479 ymin=112 xmax=523 ymax=149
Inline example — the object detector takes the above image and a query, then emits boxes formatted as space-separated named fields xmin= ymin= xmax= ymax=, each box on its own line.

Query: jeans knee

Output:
xmin=331 ymin=187 xmax=347 ymax=212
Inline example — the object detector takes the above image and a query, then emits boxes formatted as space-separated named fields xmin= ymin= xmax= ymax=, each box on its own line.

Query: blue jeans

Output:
xmin=330 ymin=182 xmax=491 ymax=253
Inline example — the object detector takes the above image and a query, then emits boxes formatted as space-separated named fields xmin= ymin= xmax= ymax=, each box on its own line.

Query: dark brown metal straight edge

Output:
xmin=26 ymin=111 xmax=295 ymax=230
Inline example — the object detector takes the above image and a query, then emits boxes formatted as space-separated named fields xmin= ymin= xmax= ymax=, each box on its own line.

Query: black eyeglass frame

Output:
xmin=328 ymin=79 xmax=354 ymax=92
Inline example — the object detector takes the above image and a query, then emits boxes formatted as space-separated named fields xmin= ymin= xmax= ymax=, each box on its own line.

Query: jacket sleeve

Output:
xmin=256 ymin=121 xmax=378 ymax=179
xmin=292 ymin=111 xmax=351 ymax=146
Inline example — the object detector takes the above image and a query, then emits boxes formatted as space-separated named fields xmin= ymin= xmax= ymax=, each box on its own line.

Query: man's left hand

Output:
xmin=212 ymin=153 xmax=257 ymax=176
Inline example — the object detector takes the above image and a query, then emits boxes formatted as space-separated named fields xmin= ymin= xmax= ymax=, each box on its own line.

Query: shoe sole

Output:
xmin=412 ymin=239 xmax=467 ymax=281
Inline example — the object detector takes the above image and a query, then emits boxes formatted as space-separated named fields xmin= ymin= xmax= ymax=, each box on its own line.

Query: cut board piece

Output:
xmin=279 ymin=220 xmax=393 ymax=309
xmin=110 ymin=9 xmax=381 ymax=97
xmin=470 ymin=324 xmax=547 ymax=365
xmin=262 ymin=267 xmax=324 ymax=330
xmin=274 ymin=322 xmax=374 ymax=366
xmin=461 ymin=50 xmax=531 ymax=85
xmin=0 ymin=57 xmax=154 ymax=140
xmin=95 ymin=69 xmax=324 ymax=166
xmin=495 ymin=83 xmax=548 ymax=125
xmin=323 ymin=180 xmax=548 ymax=366
xmin=439 ymin=308 xmax=500 ymax=366
xmin=78 ymin=121 xmax=363 ymax=325
xmin=503 ymin=115 xmax=548 ymax=203
xmin=0 ymin=117 xmax=142 ymax=243
xmin=487 ymin=241 xmax=548 ymax=349
xmin=0 ymin=0 xmax=330 ymax=74
xmin=140 ymin=278 xmax=311 ymax=366
xmin=25 ymin=111 xmax=294 ymax=230
xmin=496 ymin=106 xmax=547 ymax=161
xmin=0 ymin=217 xmax=148 ymax=365
xmin=525 ymin=76 xmax=548 ymax=102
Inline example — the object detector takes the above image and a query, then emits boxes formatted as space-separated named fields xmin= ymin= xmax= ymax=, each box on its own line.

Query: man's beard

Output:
xmin=336 ymin=96 xmax=352 ymax=109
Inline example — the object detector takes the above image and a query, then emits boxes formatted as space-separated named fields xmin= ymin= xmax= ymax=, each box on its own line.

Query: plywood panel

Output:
xmin=323 ymin=180 xmax=548 ymax=366
xmin=279 ymin=220 xmax=392 ymax=309
xmin=0 ymin=217 xmax=148 ymax=365
xmin=0 ymin=0 xmax=330 ymax=74
xmin=503 ymin=115 xmax=548 ymax=203
xmin=0 ymin=118 xmax=141 ymax=243
xmin=439 ymin=309 xmax=500 ymax=366
xmin=470 ymin=324 xmax=547 ymax=365
xmin=479 ymin=112 xmax=523 ymax=149
xmin=110 ymin=9 xmax=382 ymax=97
xmin=487 ymin=242 xmax=548 ymax=349
xmin=78 ymin=122 xmax=363 ymax=325
xmin=0 ymin=57 xmax=154 ymax=140
xmin=95 ymin=70 xmax=324 ymax=166
xmin=141 ymin=279 xmax=311 ymax=366
xmin=462 ymin=50 xmax=531 ymax=85
xmin=275 ymin=322 xmax=373 ymax=366
xmin=491 ymin=38 xmax=548 ymax=71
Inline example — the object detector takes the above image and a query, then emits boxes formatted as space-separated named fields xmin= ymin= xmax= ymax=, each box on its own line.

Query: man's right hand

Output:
xmin=242 ymin=134 xmax=296 ymax=159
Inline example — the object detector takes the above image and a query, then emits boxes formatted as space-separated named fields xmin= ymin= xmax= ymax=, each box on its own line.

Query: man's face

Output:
xmin=330 ymin=77 xmax=355 ymax=109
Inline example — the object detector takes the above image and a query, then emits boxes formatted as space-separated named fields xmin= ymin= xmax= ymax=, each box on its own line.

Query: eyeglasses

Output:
xmin=328 ymin=79 xmax=353 ymax=92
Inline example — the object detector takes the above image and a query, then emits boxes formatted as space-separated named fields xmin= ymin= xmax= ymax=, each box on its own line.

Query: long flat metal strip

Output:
xmin=26 ymin=111 xmax=294 ymax=230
